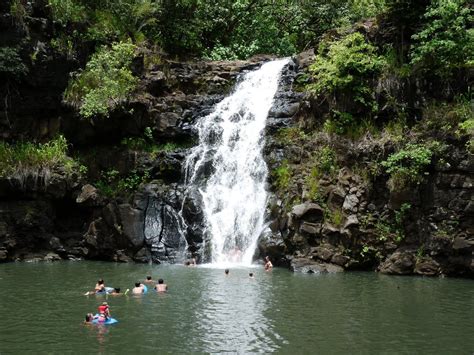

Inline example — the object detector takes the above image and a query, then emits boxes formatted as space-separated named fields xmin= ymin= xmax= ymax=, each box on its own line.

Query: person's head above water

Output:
xmin=146 ymin=276 xmax=152 ymax=280
xmin=158 ymin=278 xmax=164 ymax=284
xmin=224 ymin=269 xmax=229 ymax=275
xmin=135 ymin=282 xmax=140 ymax=287
xmin=97 ymin=279 xmax=104 ymax=285
xmin=114 ymin=287 xmax=120 ymax=293
xmin=85 ymin=314 xmax=92 ymax=322
xmin=249 ymin=272 xmax=254 ymax=277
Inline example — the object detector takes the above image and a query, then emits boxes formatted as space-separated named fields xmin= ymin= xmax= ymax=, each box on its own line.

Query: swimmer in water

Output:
xmin=132 ymin=282 xmax=145 ymax=294
xmin=143 ymin=276 xmax=155 ymax=284
xmin=264 ymin=256 xmax=273 ymax=271
xmin=84 ymin=279 xmax=106 ymax=295
xmin=154 ymin=278 xmax=168 ymax=292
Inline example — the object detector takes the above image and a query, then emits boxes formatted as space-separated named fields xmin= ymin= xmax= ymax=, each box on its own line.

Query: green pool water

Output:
xmin=0 ymin=261 xmax=472 ymax=354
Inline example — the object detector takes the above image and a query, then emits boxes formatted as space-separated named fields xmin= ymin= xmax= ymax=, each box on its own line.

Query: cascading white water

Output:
xmin=185 ymin=59 xmax=289 ymax=265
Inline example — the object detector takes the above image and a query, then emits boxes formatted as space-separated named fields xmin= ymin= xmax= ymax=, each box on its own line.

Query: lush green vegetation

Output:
xmin=95 ymin=168 xmax=150 ymax=197
xmin=0 ymin=47 xmax=28 ymax=80
xmin=0 ymin=136 xmax=83 ymax=180
xmin=43 ymin=0 xmax=394 ymax=60
xmin=381 ymin=143 xmax=433 ymax=190
xmin=274 ymin=160 xmax=292 ymax=190
xmin=410 ymin=0 xmax=473 ymax=78
xmin=64 ymin=42 xmax=138 ymax=118
xmin=308 ymin=32 xmax=386 ymax=134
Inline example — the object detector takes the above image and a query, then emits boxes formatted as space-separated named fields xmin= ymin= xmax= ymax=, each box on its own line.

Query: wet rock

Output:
xmin=118 ymin=204 xmax=145 ymax=249
xmin=414 ymin=258 xmax=440 ymax=276
xmin=311 ymin=245 xmax=334 ymax=262
xmin=331 ymin=254 xmax=350 ymax=267
xmin=44 ymin=252 xmax=61 ymax=261
xmin=290 ymin=257 xmax=344 ymax=274
xmin=379 ymin=251 xmax=415 ymax=275
xmin=114 ymin=250 xmax=132 ymax=263
xmin=258 ymin=231 xmax=286 ymax=259
xmin=133 ymin=247 xmax=149 ymax=263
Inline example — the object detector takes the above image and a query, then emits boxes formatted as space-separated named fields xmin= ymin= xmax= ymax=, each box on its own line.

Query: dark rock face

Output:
xmin=259 ymin=48 xmax=473 ymax=278
xmin=143 ymin=186 xmax=188 ymax=264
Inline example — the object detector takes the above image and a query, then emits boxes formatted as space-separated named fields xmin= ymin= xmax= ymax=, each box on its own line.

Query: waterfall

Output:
xmin=185 ymin=59 xmax=289 ymax=265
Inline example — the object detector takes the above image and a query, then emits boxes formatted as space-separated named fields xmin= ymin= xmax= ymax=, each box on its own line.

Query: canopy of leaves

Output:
xmin=410 ymin=0 xmax=473 ymax=77
xmin=46 ymin=0 xmax=390 ymax=59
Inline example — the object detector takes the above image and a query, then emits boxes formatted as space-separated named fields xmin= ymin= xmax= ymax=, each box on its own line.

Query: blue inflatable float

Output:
xmin=143 ymin=285 xmax=148 ymax=294
xmin=92 ymin=314 xmax=118 ymax=325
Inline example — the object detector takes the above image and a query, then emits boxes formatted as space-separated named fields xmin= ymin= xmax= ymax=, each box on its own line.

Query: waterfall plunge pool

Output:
xmin=0 ymin=261 xmax=473 ymax=353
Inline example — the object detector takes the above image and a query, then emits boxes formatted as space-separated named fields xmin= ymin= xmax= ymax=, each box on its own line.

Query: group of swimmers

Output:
xmin=84 ymin=276 xmax=169 ymax=324
xmin=84 ymin=256 xmax=274 ymax=324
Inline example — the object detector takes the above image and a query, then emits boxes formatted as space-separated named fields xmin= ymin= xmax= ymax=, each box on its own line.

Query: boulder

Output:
xmin=452 ymin=237 xmax=473 ymax=252
xmin=414 ymin=258 xmax=440 ymax=276
xmin=379 ymin=251 xmax=415 ymax=275
xmin=328 ymin=186 xmax=346 ymax=209
xmin=343 ymin=194 xmax=359 ymax=212
xmin=311 ymin=245 xmax=334 ymax=262
xmin=290 ymin=257 xmax=344 ymax=274
xmin=299 ymin=222 xmax=321 ymax=236
xmin=44 ymin=252 xmax=61 ymax=261
xmin=76 ymin=184 xmax=101 ymax=205
xmin=258 ymin=231 xmax=286 ymax=258
xmin=291 ymin=203 xmax=324 ymax=223
xmin=331 ymin=253 xmax=350 ymax=267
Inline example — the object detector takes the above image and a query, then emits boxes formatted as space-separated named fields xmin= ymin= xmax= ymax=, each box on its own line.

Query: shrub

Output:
xmin=95 ymin=168 xmax=150 ymax=197
xmin=308 ymin=32 xmax=386 ymax=133
xmin=381 ymin=143 xmax=433 ymax=189
xmin=64 ymin=42 xmax=138 ymax=119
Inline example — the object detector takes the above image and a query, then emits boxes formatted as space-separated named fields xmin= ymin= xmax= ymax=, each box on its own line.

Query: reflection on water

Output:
xmin=0 ymin=262 xmax=473 ymax=354
xmin=196 ymin=266 xmax=279 ymax=353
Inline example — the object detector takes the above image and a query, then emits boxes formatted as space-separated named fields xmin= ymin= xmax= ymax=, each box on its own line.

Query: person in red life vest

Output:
xmin=98 ymin=302 xmax=110 ymax=318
